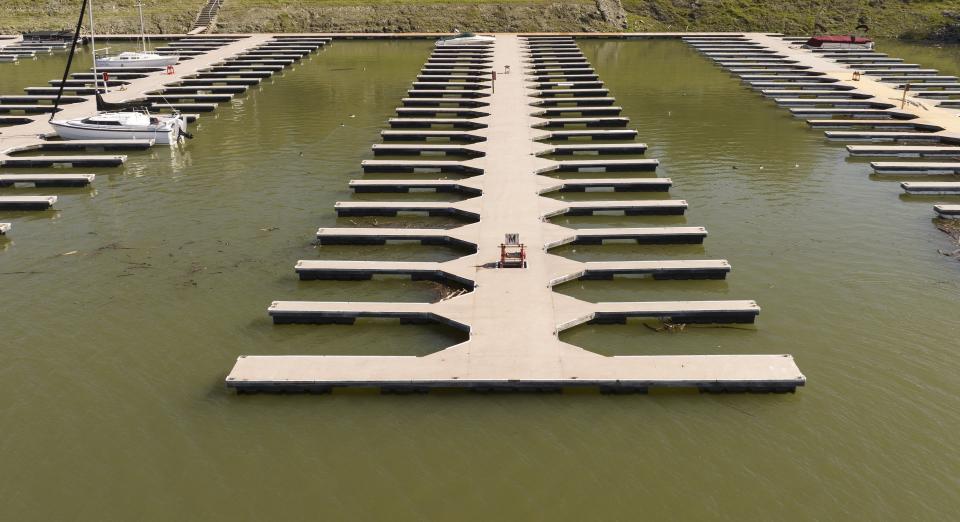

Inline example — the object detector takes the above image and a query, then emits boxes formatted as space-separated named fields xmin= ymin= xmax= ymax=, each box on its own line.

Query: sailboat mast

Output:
xmin=87 ymin=0 xmax=100 ymax=93
xmin=49 ymin=0 xmax=89 ymax=120
xmin=137 ymin=0 xmax=147 ymax=52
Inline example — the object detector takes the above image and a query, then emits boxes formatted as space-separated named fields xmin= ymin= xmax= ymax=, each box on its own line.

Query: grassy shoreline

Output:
xmin=1 ymin=0 xmax=957 ymax=41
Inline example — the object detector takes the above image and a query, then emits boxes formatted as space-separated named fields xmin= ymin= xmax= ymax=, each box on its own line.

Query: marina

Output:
xmin=2 ymin=28 xmax=960 ymax=520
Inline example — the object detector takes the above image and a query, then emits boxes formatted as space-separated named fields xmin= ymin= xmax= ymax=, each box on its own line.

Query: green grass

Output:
xmin=0 ymin=0 xmax=203 ymax=34
xmin=623 ymin=0 xmax=960 ymax=39
xmin=1 ymin=0 xmax=956 ymax=39
xmin=215 ymin=0 xmax=607 ymax=33
xmin=226 ymin=0 xmax=591 ymax=4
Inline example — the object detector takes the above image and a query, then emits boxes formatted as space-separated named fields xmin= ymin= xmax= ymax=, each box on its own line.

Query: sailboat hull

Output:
xmin=94 ymin=55 xmax=179 ymax=68
xmin=50 ymin=120 xmax=180 ymax=145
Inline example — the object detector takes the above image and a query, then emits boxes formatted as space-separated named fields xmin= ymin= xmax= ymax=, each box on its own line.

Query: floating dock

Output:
xmin=226 ymin=35 xmax=805 ymax=394
xmin=0 ymin=173 xmax=94 ymax=187
xmin=846 ymin=145 xmax=960 ymax=157
xmin=934 ymin=204 xmax=960 ymax=218
xmin=901 ymin=182 xmax=960 ymax=195
xmin=0 ymin=196 xmax=57 ymax=210
xmin=871 ymin=162 xmax=960 ymax=175
xmin=0 ymin=155 xmax=125 ymax=167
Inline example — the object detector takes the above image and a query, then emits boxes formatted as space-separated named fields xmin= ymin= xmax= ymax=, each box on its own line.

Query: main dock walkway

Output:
xmin=226 ymin=35 xmax=805 ymax=393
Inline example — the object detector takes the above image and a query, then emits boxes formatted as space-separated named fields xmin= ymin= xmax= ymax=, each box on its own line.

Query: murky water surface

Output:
xmin=1 ymin=39 xmax=959 ymax=519
xmin=875 ymin=37 xmax=960 ymax=78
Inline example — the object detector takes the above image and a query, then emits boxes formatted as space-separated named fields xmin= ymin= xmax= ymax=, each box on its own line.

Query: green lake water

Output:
xmin=1 ymin=38 xmax=958 ymax=520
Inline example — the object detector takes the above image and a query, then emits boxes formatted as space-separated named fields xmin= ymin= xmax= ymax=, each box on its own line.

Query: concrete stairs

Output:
xmin=191 ymin=0 xmax=224 ymax=34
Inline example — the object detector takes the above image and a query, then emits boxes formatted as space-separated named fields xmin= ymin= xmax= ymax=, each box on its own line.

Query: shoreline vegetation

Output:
xmin=1 ymin=0 xmax=958 ymax=41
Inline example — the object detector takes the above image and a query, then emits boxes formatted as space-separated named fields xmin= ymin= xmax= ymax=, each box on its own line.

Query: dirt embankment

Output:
xmin=0 ymin=0 xmax=198 ymax=34
xmin=622 ymin=0 xmax=960 ymax=41
xmin=215 ymin=1 xmax=628 ymax=33
xmin=4 ymin=0 xmax=958 ymax=40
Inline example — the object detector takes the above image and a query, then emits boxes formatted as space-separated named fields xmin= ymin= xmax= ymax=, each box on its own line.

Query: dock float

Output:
xmin=370 ymin=144 xmax=484 ymax=157
xmin=541 ymin=158 xmax=658 ymax=172
xmin=539 ymin=143 xmax=648 ymax=155
xmin=548 ymin=226 xmax=710 ymax=246
xmin=900 ymin=182 xmax=960 ymax=195
xmin=0 ymin=174 xmax=94 ymax=187
xmin=379 ymin=130 xmax=486 ymax=143
xmin=587 ymin=300 xmax=760 ymax=324
xmin=533 ymin=106 xmax=622 ymax=116
xmin=266 ymin=301 xmax=469 ymax=328
xmin=395 ymin=107 xmax=489 ymax=117
xmin=151 ymin=102 xmax=219 ymax=112
xmin=295 ymin=261 xmax=474 ymax=286
xmin=774 ymin=99 xmax=893 ymax=109
xmin=543 ymin=129 xmax=638 ymax=140
xmin=934 ymin=204 xmax=960 ymax=218
xmin=534 ymin=116 xmax=630 ymax=128
xmin=145 ymin=93 xmax=234 ymax=102
xmin=825 ymin=131 xmax=947 ymax=142
xmin=315 ymin=227 xmax=476 ymax=249
xmin=334 ymin=200 xmax=480 ymax=220
xmin=846 ymin=145 xmax=960 ymax=157
xmin=0 ymin=104 xmax=62 ymax=114
xmin=540 ymin=178 xmax=671 ymax=193
xmin=760 ymin=89 xmax=872 ymax=98
xmin=360 ymin=159 xmax=483 ymax=174
xmin=388 ymin=117 xmax=487 ymax=129
xmin=552 ymin=260 xmax=731 ymax=282
xmin=407 ymin=89 xmax=490 ymax=98
xmin=0 ymin=196 xmax=57 ymax=210
xmin=807 ymin=119 xmax=933 ymax=130
xmin=401 ymin=97 xmax=489 ymax=107
xmin=349 ymin=179 xmax=481 ymax=195
xmin=543 ymin=199 xmax=687 ymax=217
xmin=535 ymin=88 xmax=610 ymax=97
xmin=870 ymin=162 xmax=960 ymax=175
xmin=25 ymin=139 xmax=154 ymax=151
xmin=226 ymin=35 xmax=804 ymax=394
xmin=0 ymin=155 xmax=125 ymax=167
xmin=750 ymin=81 xmax=853 ymax=90
xmin=532 ymin=97 xmax=615 ymax=106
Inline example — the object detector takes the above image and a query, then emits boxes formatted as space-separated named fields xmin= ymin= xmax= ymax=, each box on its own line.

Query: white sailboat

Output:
xmin=51 ymin=111 xmax=187 ymax=144
xmin=95 ymin=51 xmax=179 ymax=69
xmin=94 ymin=1 xmax=178 ymax=68
xmin=435 ymin=30 xmax=495 ymax=47
xmin=50 ymin=0 xmax=189 ymax=145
